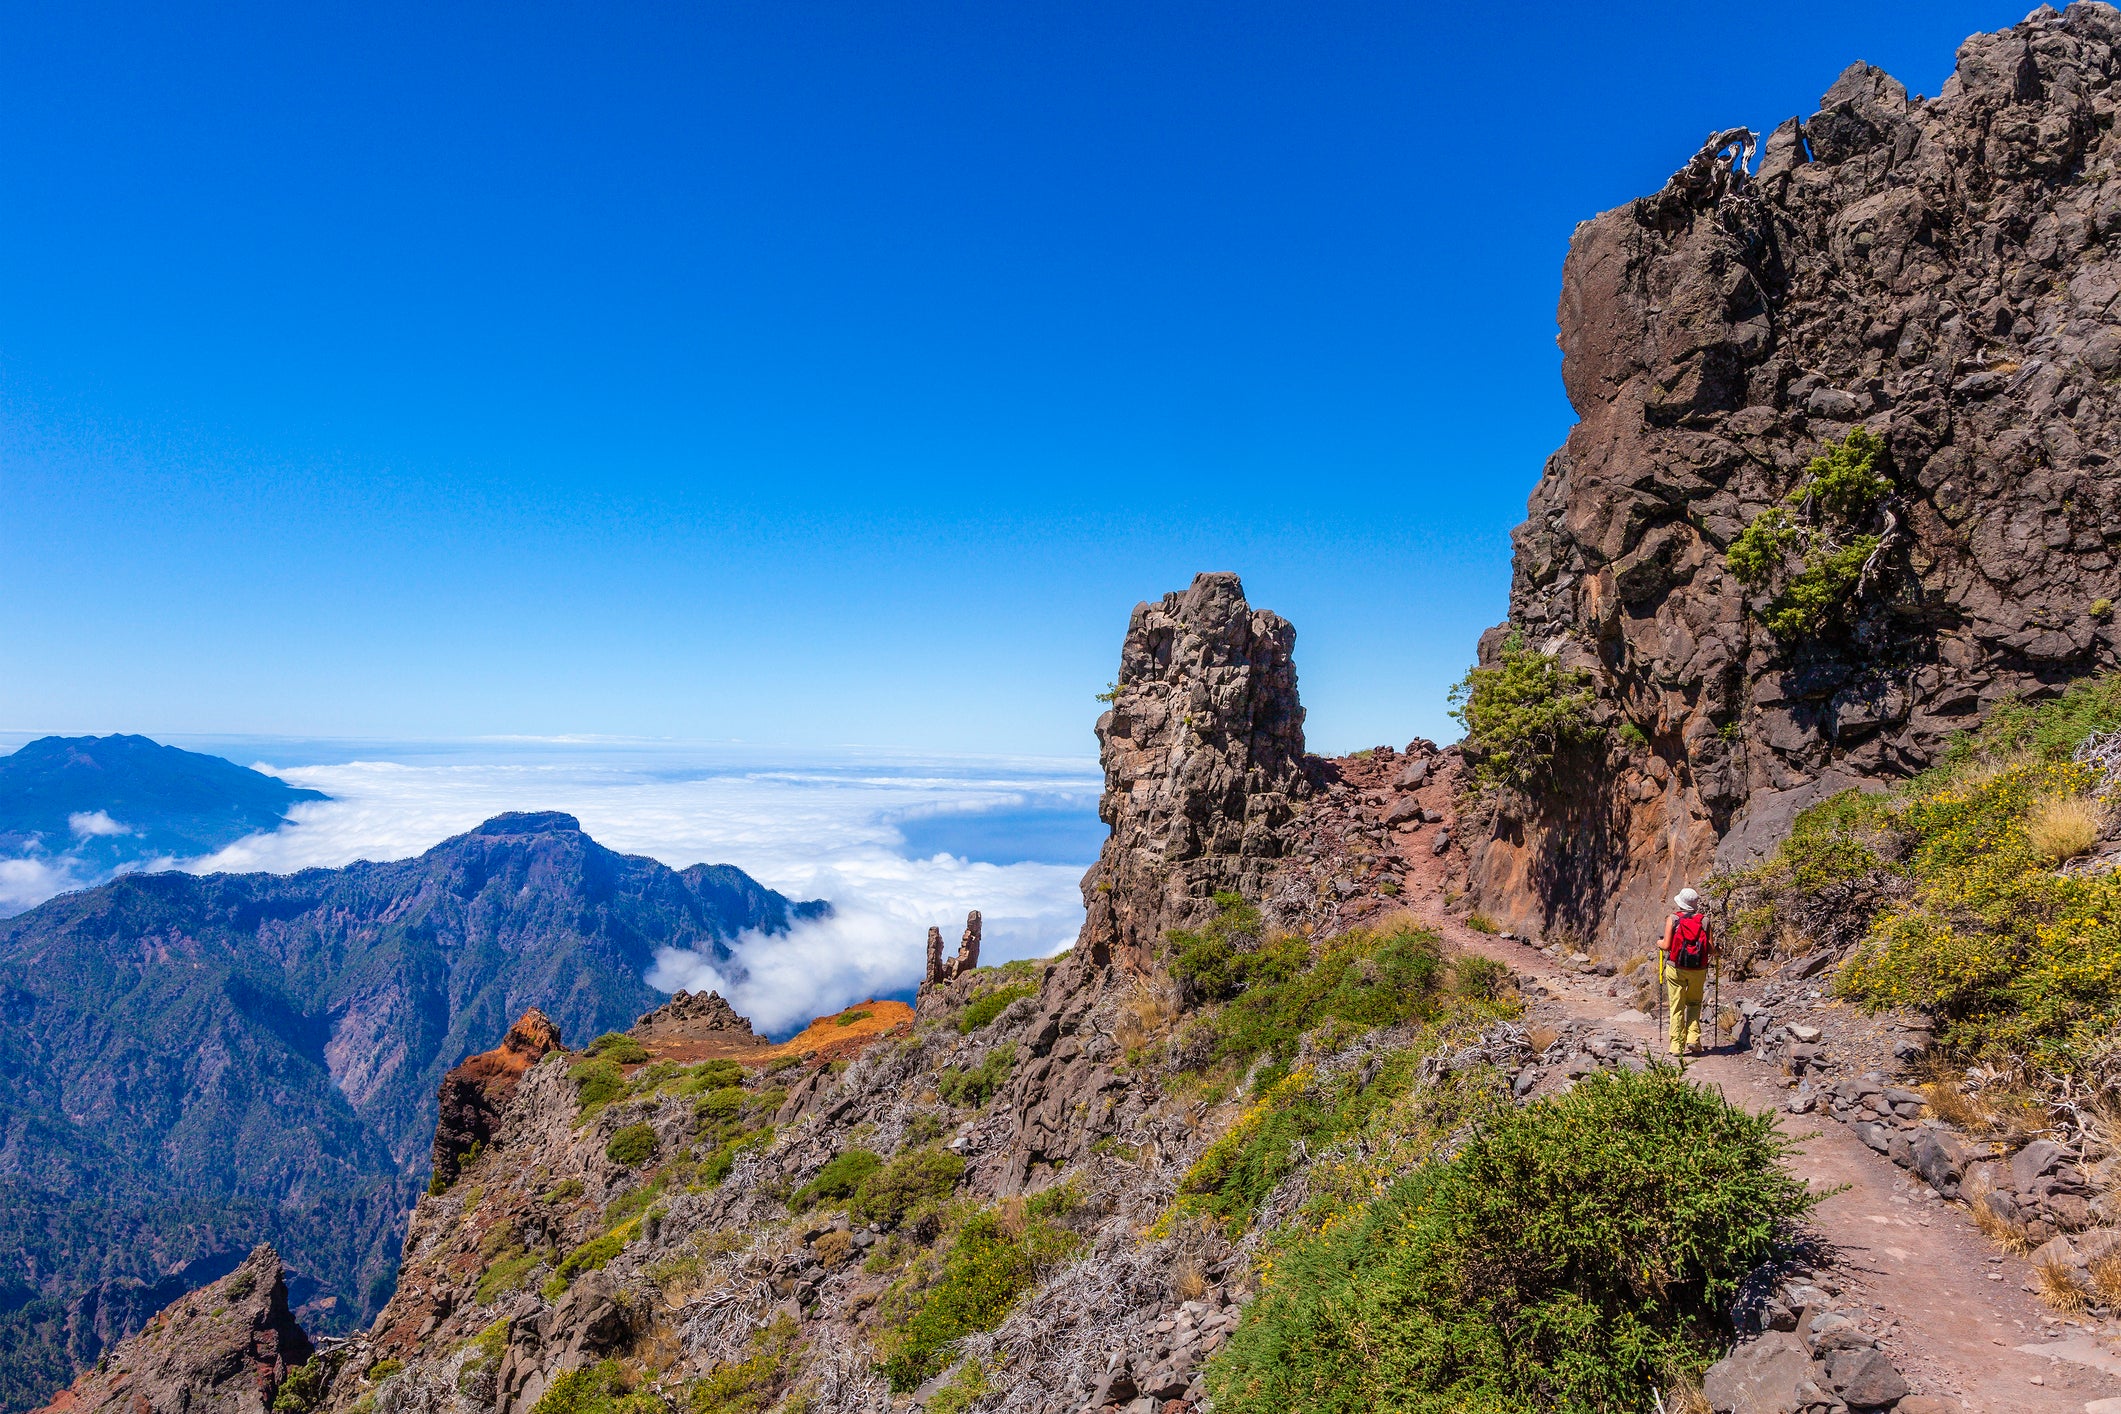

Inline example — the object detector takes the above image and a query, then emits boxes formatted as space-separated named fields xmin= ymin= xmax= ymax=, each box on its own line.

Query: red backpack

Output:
xmin=1667 ymin=912 xmax=1708 ymax=968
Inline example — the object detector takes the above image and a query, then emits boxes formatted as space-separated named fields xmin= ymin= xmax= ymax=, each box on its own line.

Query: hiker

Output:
xmin=1660 ymin=887 xmax=1714 ymax=1058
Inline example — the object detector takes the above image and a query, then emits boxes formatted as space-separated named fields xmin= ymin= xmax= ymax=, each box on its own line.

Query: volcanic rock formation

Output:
xmin=431 ymin=1009 xmax=567 ymax=1189
xmin=34 ymin=1247 xmax=313 ymax=1414
xmin=1470 ymin=2 xmax=2121 ymax=949
xmin=1075 ymin=572 xmax=1308 ymax=973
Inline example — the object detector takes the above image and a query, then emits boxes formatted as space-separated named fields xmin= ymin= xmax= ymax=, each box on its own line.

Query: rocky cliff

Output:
xmin=1075 ymin=572 xmax=1308 ymax=974
xmin=33 ymin=1247 xmax=313 ymax=1414
xmin=1469 ymin=2 xmax=2121 ymax=950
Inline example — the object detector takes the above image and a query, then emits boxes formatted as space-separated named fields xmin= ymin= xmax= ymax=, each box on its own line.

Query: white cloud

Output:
xmin=0 ymin=854 xmax=92 ymax=914
xmin=185 ymin=747 xmax=1100 ymax=1034
xmin=68 ymin=810 xmax=130 ymax=837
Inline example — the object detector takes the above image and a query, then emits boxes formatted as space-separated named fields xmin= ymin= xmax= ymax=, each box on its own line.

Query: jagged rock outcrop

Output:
xmin=918 ymin=912 xmax=984 ymax=998
xmin=431 ymin=1009 xmax=566 ymax=1188
xmin=633 ymin=988 xmax=760 ymax=1039
xmin=34 ymin=1247 xmax=312 ymax=1414
xmin=1472 ymin=3 xmax=2121 ymax=949
xmin=1076 ymin=572 xmax=1308 ymax=973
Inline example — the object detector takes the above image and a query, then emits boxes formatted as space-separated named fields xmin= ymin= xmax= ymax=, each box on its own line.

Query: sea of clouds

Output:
xmin=0 ymin=739 xmax=1104 ymax=1036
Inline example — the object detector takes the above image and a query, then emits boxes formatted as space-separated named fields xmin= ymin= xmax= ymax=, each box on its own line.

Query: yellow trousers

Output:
xmin=1663 ymin=962 xmax=1707 ymax=1054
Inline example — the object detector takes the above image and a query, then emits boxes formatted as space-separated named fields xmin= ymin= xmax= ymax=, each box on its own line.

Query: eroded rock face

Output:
xmin=35 ymin=1246 xmax=312 ymax=1414
xmin=431 ymin=1008 xmax=565 ymax=1187
xmin=1473 ymin=4 xmax=2121 ymax=948
xmin=633 ymin=989 xmax=759 ymax=1039
xmin=1076 ymin=571 xmax=1308 ymax=974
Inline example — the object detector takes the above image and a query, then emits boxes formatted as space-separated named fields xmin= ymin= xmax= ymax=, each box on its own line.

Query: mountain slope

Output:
xmin=0 ymin=810 xmax=826 ymax=1410
xmin=0 ymin=734 xmax=328 ymax=890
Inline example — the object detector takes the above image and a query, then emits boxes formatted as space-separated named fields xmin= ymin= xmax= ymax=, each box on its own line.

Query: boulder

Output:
xmin=1823 ymin=1346 xmax=1907 ymax=1408
xmin=1703 ymin=1330 xmax=1817 ymax=1413
xmin=2013 ymin=1139 xmax=2069 ymax=1189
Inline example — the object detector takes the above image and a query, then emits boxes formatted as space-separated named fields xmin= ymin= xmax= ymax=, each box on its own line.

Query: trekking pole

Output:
xmin=1712 ymin=953 xmax=1721 ymax=1052
xmin=1655 ymin=944 xmax=1667 ymax=1057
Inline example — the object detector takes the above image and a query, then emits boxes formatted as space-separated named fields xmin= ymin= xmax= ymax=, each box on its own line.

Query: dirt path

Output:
xmin=1405 ymin=869 xmax=2121 ymax=1411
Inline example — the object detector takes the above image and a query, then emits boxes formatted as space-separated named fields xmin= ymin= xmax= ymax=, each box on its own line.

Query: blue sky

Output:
xmin=0 ymin=1 xmax=2022 ymax=756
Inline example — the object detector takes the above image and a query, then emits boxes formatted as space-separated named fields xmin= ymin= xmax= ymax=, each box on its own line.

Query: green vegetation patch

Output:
xmin=958 ymin=980 xmax=1037 ymax=1033
xmin=1715 ymin=672 xmax=2121 ymax=1073
xmin=582 ymin=1032 xmax=652 ymax=1065
xmin=531 ymin=1358 xmax=664 ymax=1414
xmin=1207 ymin=1067 xmax=1812 ymax=1414
xmin=792 ymin=1148 xmax=883 ymax=1210
xmin=568 ymin=1057 xmax=625 ymax=1111
xmin=1447 ymin=632 xmax=1600 ymax=789
xmin=936 ymin=1042 xmax=1017 ymax=1108
xmin=555 ymin=1232 xmax=625 ymax=1283
xmin=874 ymin=1208 xmax=1081 ymax=1391
xmin=853 ymin=1145 xmax=966 ymax=1227
xmin=1170 ymin=897 xmax=1455 ymax=1093
xmin=681 ymin=1314 xmax=803 ymax=1414
xmin=1727 ymin=428 xmax=1895 ymax=639
xmin=473 ymin=1246 xmax=547 ymax=1305
xmin=604 ymin=1123 xmax=657 ymax=1168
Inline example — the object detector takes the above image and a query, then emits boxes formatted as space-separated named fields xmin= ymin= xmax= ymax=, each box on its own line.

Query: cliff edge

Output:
xmin=1471 ymin=2 xmax=2121 ymax=949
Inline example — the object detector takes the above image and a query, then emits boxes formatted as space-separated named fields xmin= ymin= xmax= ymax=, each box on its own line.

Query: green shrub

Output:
xmin=604 ymin=1123 xmax=657 ymax=1168
xmin=1206 ymin=1067 xmax=1812 ymax=1414
xmin=1616 ymin=721 xmax=1649 ymax=751
xmin=1168 ymin=892 xmax=1270 ymax=1004
xmin=874 ymin=1210 xmax=1081 ymax=1390
xmin=272 ymin=1359 xmax=329 ymax=1414
xmin=542 ymin=1178 xmax=586 ymax=1205
xmin=531 ymin=1359 xmax=663 ymax=1414
xmin=959 ymin=981 xmax=1037 ymax=1032
xmin=792 ymin=1148 xmax=883 ymax=1210
xmin=568 ymin=1057 xmax=624 ymax=1109
xmin=1452 ymin=954 xmax=1509 ymax=1002
xmin=1177 ymin=1053 xmax=1437 ymax=1235
xmin=1447 ymin=633 xmax=1600 ymax=788
xmin=836 ymin=1009 xmax=872 ymax=1026
xmin=365 ymin=1359 xmax=404 ymax=1383
xmin=682 ymin=1314 xmax=802 ymax=1414
xmin=694 ymin=1085 xmax=746 ymax=1131
xmin=927 ymin=1358 xmax=992 ymax=1414
xmin=672 ymin=1058 xmax=746 ymax=1094
xmin=555 ymin=1232 xmax=625 ymax=1284
xmin=1947 ymin=671 xmax=2121 ymax=765
xmin=583 ymin=1032 xmax=651 ymax=1065
xmin=853 ymin=1146 xmax=966 ymax=1226
xmin=1187 ymin=920 xmax=1452 ymax=1092
xmin=1726 ymin=429 xmax=1894 ymax=639
xmin=936 ymin=1043 xmax=1017 ymax=1108
xmin=697 ymin=1126 xmax=774 ymax=1188
xmin=1463 ymin=912 xmax=1498 ymax=935
xmin=474 ymin=1247 xmax=545 ymax=1305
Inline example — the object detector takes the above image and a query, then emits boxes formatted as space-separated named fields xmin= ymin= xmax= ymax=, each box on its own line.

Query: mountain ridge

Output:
xmin=0 ymin=809 xmax=827 ymax=1409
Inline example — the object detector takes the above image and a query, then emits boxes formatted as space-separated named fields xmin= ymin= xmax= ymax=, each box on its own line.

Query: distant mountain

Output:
xmin=0 ymin=810 xmax=827 ymax=1410
xmin=0 ymin=735 xmax=329 ymax=910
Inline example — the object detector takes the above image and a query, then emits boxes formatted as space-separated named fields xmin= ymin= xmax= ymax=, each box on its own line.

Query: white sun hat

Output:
xmin=1673 ymin=887 xmax=1701 ymax=914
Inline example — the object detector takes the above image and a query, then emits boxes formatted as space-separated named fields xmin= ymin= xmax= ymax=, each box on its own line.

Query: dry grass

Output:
xmin=2029 ymin=792 xmax=2104 ymax=863
xmin=1921 ymin=1078 xmax=1994 ymax=1133
xmin=2037 ymin=1258 xmax=2091 ymax=1313
xmin=1464 ymin=911 xmax=1499 ymax=935
xmin=1526 ymin=1023 xmax=1561 ymax=1057
xmin=813 ymin=1229 xmax=856 ymax=1267
xmin=1662 ymin=1376 xmax=1714 ymax=1414
xmin=1169 ymin=1255 xmax=1210 ymax=1303
xmin=1115 ymin=981 xmax=1181 ymax=1055
xmin=1964 ymin=1170 xmax=2035 ymax=1255
xmin=2090 ymin=1254 xmax=2121 ymax=1306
